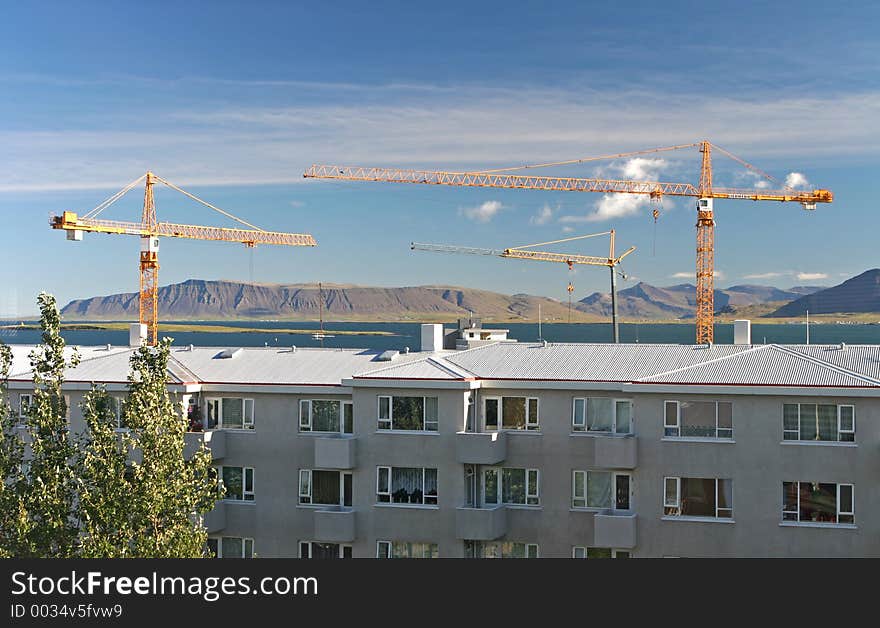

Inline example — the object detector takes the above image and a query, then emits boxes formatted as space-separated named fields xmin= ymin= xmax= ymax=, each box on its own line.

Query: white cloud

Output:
xmin=460 ymin=200 xmax=503 ymax=223
xmin=621 ymin=157 xmax=666 ymax=181
xmin=785 ymin=172 xmax=810 ymax=189
xmin=561 ymin=226 xmax=575 ymax=233
xmin=529 ymin=204 xmax=555 ymax=225
xmin=2 ymin=79 xmax=880 ymax=193
xmin=743 ymin=271 xmax=785 ymax=279
xmin=289 ymin=200 xmax=305 ymax=208
xmin=671 ymin=271 xmax=724 ymax=280
xmin=755 ymin=180 xmax=771 ymax=189
xmin=796 ymin=272 xmax=828 ymax=281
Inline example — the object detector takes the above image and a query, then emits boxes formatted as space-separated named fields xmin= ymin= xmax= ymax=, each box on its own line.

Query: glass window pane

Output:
xmin=221 ymin=537 xmax=242 ymax=559
xmin=664 ymin=478 xmax=678 ymax=507
xmin=244 ymin=539 xmax=254 ymax=558
xmin=573 ymin=547 xmax=586 ymax=559
xmin=502 ymin=468 xmax=526 ymax=504
xmin=485 ymin=399 xmax=499 ymax=430
xmin=800 ymin=482 xmax=837 ymax=523
xmin=424 ymin=397 xmax=438 ymax=431
xmin=839 ymin=406 xmax=854 ymax=431
xmin=207 ymin=538 xmax=218 ymax=557
xmin=484 ymin=469 xmax=498 ymax=504
xmin=664 ymin=401 xmax=678 ymax=426
xmin=717 ymin=402 xmax=732 ymax=430
xmin=312 ymin=470 xmax=341 ymax=505
xmin=717 ymin=479 xmax=733 ymax=518
xmin=587 ymin=548 xmax=612 ymax=559
xmin=615 ymin=401 xmax=632 ymax=434
xmin=391 ymin=467 xmax=424 ymax=503
xmin=392 ymin=397 xmax=424 ymax=430
xmin=680 ymin=401 xmax=716 ymax=437
xmin=573 ymin=398 xmax=585 ymax=430
xmin=312 ymin=400 xmax=340 ymax=432
xmin=378 ymin=397 xmax=390 ymax=421
xmin=782 ymin=482 xmax=798 ymax=520
xmin=783 ymin=404 xmax=799 ymax=431
xmin=377 ymin=467 xmax=389 ymax=494
xmin=502 ymin=397 xmax=526 ymax=430
xmin=838 ymin=485 xmax=853 ymax=514
xmin=680 ymin=477 xmax=716 ymax=517
xmin=343 ymin=403 xmax=354 ymax=434
xmin=527 ymin=399 xmax=539 ymax=427
xmin=222 ymin=398 xmax=243 ymax=429
xmin=587 ymin=471 xmax=612 ymax=508
xmin=587 ymin=398 xmax=613 ymax=432
xmin=817 ymin=405 xmax=837 ymax=441
xmin=222 ymin=467 xmax=243 ymax=501
xmin=573 ymin=471 xmax=585 ymax=500
xmin=424 ymin=468 xmax=438 ymax=504
xmin=800 ymin=405 xmax=818 ymax=441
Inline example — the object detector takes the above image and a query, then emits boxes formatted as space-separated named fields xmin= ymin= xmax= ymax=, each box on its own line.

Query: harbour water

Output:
xmin=2 ymin=320 xmax=878 ymax=351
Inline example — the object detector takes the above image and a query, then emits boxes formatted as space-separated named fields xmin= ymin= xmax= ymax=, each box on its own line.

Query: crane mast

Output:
xmin=305 ymin=140 xmax=832 ymax=343
xmin=51 ymin=172 xmax=317 ymax=346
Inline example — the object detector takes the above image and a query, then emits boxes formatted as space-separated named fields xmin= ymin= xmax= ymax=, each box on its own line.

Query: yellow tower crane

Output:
xmin=51 ymin=172 xmax=317 ymax=345
xmin=305 ymin=140 xmax=832 ymax=344
xmin=411 ymin=230 xmax=635 ymax=342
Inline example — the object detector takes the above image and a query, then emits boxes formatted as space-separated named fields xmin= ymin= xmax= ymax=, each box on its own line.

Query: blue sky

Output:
xmin=2 ymin=0 xmax=879 ymax=316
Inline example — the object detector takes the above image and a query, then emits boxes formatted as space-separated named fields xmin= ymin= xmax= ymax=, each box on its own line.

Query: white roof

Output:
xmin=4 ymin=341 xmax=880 ymax=389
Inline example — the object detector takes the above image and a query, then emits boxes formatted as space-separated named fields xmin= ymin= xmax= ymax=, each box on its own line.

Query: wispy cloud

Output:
xmin=460 ymin=200 xmax=504 ymax=223
xmin=743 ymin=271 xmax=786 ymax=279
xmin=561 ymin=226 xmax=575 ymax=233
xmin=796 ymin=272 xmax=828 ymax=281
xmin=2 ymin=81 xmax=879 ymax=193
xmin=558 ymin=157 xmax=666 ymax=222
xmin=529 ymin=204 xmax=555 ymax=225
xmin=671 ymin=271 xmax=724 ymax=280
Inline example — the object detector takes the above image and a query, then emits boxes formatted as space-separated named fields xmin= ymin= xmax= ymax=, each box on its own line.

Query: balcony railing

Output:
xmin=455 ymin=505 xmax=507 ymax=540
xmin=313 ymin=435 xmax=357 ymax=470
xmin=455 ymin=431 xmax=507 ymax=465
xmin=593 ymin=512 xmax=637 ymax=549
xmin=313 ymin=507 xmax=356 ymax=543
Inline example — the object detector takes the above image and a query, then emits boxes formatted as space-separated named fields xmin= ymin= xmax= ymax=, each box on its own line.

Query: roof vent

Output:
xmin=403 ymin=346 xmax=410 ymax=354
xmin=188 ymin=344 xmax=194 ymax=352
xmin=376 ymin=350 xmax=399 ymax=362
xmin=105 ymin=343 xmax=112 ymax=351
xmin=839 ymin=342 xmax=847 ymax=351
xmin=215 ymin=348 xmax=243 ymax=360
xmin=541 ymin=339 xmax=548 ymax=348
xmin=290 ymin=346 xmax=297 ymax=353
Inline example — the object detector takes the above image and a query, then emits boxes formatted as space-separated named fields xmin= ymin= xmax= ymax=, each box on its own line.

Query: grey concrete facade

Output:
xmin=7 ymin=343 xmax=879 ymax=558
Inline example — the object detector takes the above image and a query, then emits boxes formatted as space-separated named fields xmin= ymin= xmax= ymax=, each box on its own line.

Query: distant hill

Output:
xmin=60 ymin=279 xmax=604 ymax=322
xmin=576 ymin=282 xmax=821 ymax=319
xmin=767 ymin=269 xmax=880 ymax=317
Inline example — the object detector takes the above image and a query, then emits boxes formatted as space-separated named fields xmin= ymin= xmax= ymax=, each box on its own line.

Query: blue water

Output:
xmin=2 ymin=320 xmax=878 ymax=350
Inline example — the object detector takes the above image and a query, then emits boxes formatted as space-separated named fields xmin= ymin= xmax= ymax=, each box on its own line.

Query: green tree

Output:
xmin=14 ymin=293 xmax=80 ymax=557
xmin=76 ymin=338 xmax=222 ymax=557
xmin=0 ymin=341 xmax=25 ymax=557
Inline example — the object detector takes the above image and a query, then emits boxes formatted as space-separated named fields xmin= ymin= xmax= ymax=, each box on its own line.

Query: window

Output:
xmin=483 ymin=396 xmax=539 ymax=431
xmin=299 ymin=399 xmax=353 ymax=434
xmin=376 ymin=467 xmax=437 ymax=505
xmin=483 ymin=467 xmax=539 ymax=506
xmin=17 ymin=393 xmax=32 ymax=423
xmin=376 ymin=541 xmax=438 ymax=558
xmin=299 ymin=542 xmax=352 ymax=558
xmin=377 ymin=396 xmax=438 ymax=431
xmin=466 ymin=541 xmax=538 ymax=558
xmin=299 ymin=470 xmax=352 ymax=507
xmin=572 ymin=547 xmax=630 ymax=558
xmin=572 ymin=471 xmax=631 ymax=510
xmin=96 ymin=396 xmax=126 ymax=429
xmin=663 ymin=477 xmax=732 ymax=519
xmin=206 ymin=398 xmax=255 ymax=430
xmin=783 ymin=404 xmax=855 ymax=443
xmin=782 ymin=482 xmax=854 ymax=524
xmin=208 ymin=537 xmax=254 ymax=558
xmin=572 ymin=398 xmax=632 ymax=434
xmin=220 ymin=466 xmax=254 ymax=502
xmin=664 ymin=401 xmax=732 ymax=438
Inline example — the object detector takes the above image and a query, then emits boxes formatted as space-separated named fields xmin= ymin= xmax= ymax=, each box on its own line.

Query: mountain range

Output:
xmin=59 ymin=271 xmax=880 ymax=322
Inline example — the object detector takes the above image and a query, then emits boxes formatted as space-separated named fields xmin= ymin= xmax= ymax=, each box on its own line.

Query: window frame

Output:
xmin=376 ymin=540 xmax=439 ymax=558
xmin=18 ymin=393 xmax=32 ymax=422
xmin=663 ymin=476 xmax=732 ymax=519
xmin=210 ymin=536 xmax=254 ymax=558
xmin=299 ymin=469 xmax=352 ymax=507
xmin=782 ymin=481 xmax=854 ymax=525
xmin=664 ymin=400 xmax=732 ymax=439
xmin=219 ymin=465 xmax=255 ymax=502
xmin=484 ymin=466 xmax=540 ymax=506
xmin=573 ymin=470 xmax=632 ymax=510
xmin=300 ymin=399 xmax=351 ymax=434
xmin=783 ymin=403 xmax=856 ymax=443
xmin=484 ymin=396 xmax=540 ymax=432
xmin=206 ymin=397 xmax=255 ymax=431
xmin=299 ymin=541 xmax=351 ymax=558
xmin=572 ymin=397 xmax=633 ymax=434
xmin=376 ymin=395 xmax=439 ymax=432
xmin=572 ymin=547 xmax=630 ymax=558
xmin=376 ymin=466 xmax=438 ymax=506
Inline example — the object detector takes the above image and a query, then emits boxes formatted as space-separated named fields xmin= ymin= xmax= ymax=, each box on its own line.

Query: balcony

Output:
xmin=203 ymin=502 xmax=226 ymax=533
xmin=313 ymin=507 xmax=356 ymax=543
xmin=455 ymin=505 xmax=507 ymax=540
xmin=594 ymin=435 xmax=637 ymax=469
xmin=184 ymin=430 xmax=226 ymax=461
xmin=593 ymin=512 xmax=637 ymax=549
xmin=456 ymin=431 xmax=507 ymax=465
xmin=313 ymin=435 xmax=356 ymax=470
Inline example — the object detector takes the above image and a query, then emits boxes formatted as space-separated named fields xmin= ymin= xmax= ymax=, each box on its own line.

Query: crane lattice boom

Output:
xmin=305 ymin=140 xmax=833 ymax=343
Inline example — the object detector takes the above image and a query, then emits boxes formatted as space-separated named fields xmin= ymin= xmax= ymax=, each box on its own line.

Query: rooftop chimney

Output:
xmin=421 ymin=323 xmax=443 ymax=352
xmin=129 ymin=323 xmax=147 ymax=347
xmin=734 ymin=319 xmax=751 ymax=345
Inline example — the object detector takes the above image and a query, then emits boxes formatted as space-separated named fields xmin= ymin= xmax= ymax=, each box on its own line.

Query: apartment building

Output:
xmin=5 ymin=321 xmax=879 ymax=557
